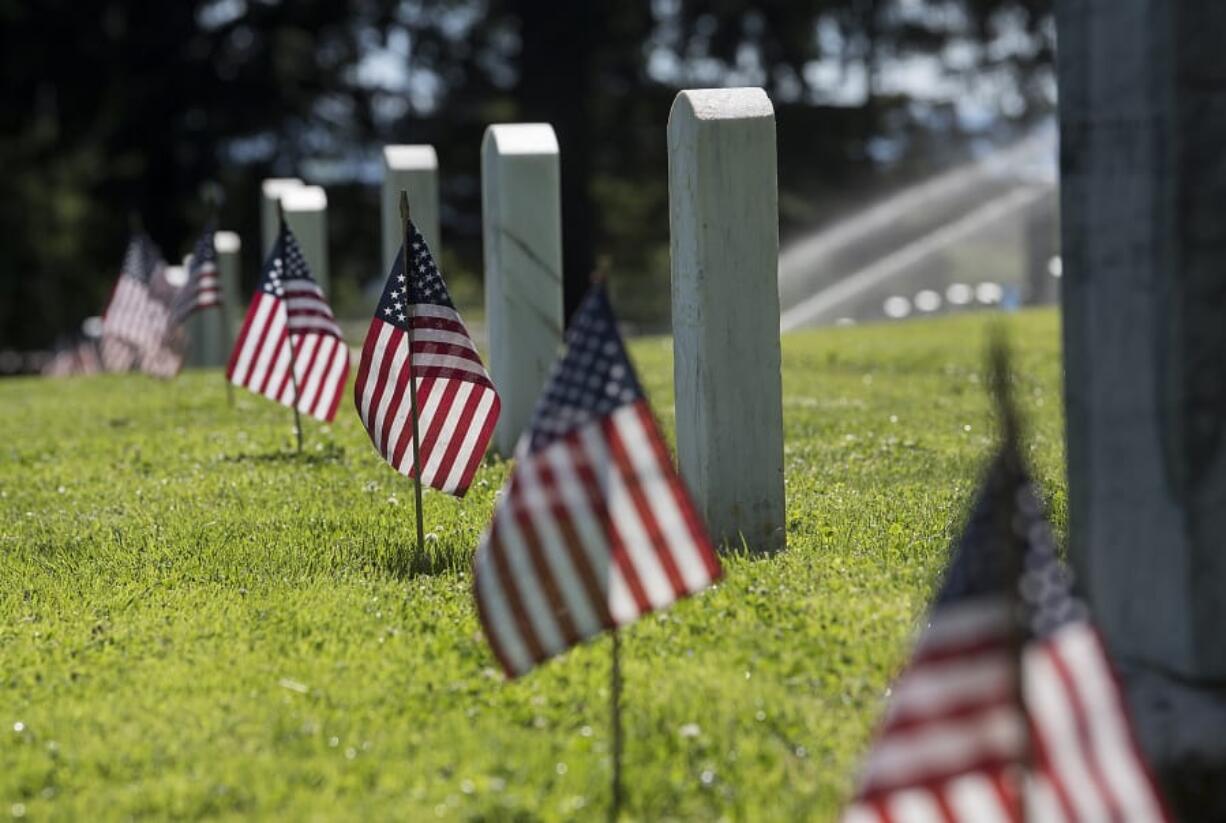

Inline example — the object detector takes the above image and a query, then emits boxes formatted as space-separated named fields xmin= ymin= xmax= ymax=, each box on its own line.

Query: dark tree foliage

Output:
xmin=0 ymin=0 xmax=1052 ymax=350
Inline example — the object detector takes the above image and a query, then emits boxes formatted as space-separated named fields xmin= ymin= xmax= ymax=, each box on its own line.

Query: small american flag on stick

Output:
xmin=171 ymin=221 xmax=222 ymax=324
xmin=841 ymin=350 xmax=1169 ymax=823
xmin=100 ymin=232 xmax=169 ymax=372
xmin=473 ymin=284 xmax=722 ymax=678
xmin=354 ymin=218 xmax=499 ymax=496
xmin=226 ymin=218 xmax=349 ymax=422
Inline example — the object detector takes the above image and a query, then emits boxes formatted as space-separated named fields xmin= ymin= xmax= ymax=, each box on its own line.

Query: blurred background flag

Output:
xmin=226 ymin=219 xmax=348 ymax=422
xmin=171 ymin=221 xmax=221 ymax=324
xmin=354 ymin=223 xmax=499 ymax=496
xmin=841 ymin=442 xmax=1169 ymax=822
xmin=99 ymin=232 xmax=167 ymax=372
xmin=473 ymin=285 xmax=722 ymax=678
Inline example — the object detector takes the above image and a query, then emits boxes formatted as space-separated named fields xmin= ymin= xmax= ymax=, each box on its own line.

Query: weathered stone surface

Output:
xmin=260 ymin=178 xmax=303 ymax=258
xmin=382 ymin=146 xmax=440 ymax=276
xmin=667 ymin=88 xmax=786 ymax=552
xmin=1058 ymin=1 xmax=1226 ymax=814
xmin=481 ymin=123 xmax=564 ymax=455
xmin=280 ymin=185 xmax=330 ymax=297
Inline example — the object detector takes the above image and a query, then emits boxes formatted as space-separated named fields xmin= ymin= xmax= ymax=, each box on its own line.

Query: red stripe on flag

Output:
xmin=391 ymin=376 xmax=437 ymax=470
xmin=378 ymin=349 xmax=416 ymax=453
xmin=472 ymin=558 xmax=520 ymax=677
xmin=451 ymin=394 xmax=500 ymax=498
xmin=570 ymin=436 xmax=652 ymax=616
xmin=256 ymin=327 xmax=289 ymax=396
xmin=535 ymin=459 xmax=615 ymax=630
xmin=633 ymin=402 xmax=722 ymax=581
xmin=365 ymin=327 xmax=404 ymax=436
xmin=487 ymin=525 xmax=547 ymax=667
xmin=321 ymin=344 xmax=349 ymax=423
xmin=353 ymin=320 xmax=381 ymax=412
xmin=602 ymin=415 xmax=689 ymax=599
xmin=510 ymin=496 xmax=581 ymax=649
xmin=1042 ymin=642 xmax=1122 ymax=818
xmin=430 ymin=384 xmax=484 ymax=488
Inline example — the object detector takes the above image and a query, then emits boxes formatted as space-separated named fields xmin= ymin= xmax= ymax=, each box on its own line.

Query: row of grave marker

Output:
xmin=188 ymin=87 xmax=786 ymax=554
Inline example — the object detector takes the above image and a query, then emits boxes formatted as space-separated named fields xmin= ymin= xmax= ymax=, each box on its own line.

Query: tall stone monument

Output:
xmin=1058 ymin=1 xmax=1226 ymax=814
xmin=260 ymin=178 xmax=303 ymax=258
xmin=481 ymin=123 xmax=564 ymax=455
xmin=280 ymin=185 xmax=330 ymax=297
xmin=381 ymin=145 xmax=440 ymax=276
xmin=667 ymin=88 xmax=786 ymax=553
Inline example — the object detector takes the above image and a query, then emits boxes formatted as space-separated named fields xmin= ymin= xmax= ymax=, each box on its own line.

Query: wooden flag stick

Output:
xmin=400 ymin=190 xmax=426 ymax=556
xmin=610 ymin=628 xmax=625 ymax=822
xmin=277 ymin=199 xmax=304 ymax=453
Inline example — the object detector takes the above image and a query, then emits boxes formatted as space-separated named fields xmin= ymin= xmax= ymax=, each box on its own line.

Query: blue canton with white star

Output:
xmin=377 ymin=222 xmax=456 ymax=329
xmin=937 ymin=450 xmax=1086 ymax=640
xmin=523 ymin=285 xmax=644 ymax=454
xmin=261 ymin=221 xmax=316 ymax=297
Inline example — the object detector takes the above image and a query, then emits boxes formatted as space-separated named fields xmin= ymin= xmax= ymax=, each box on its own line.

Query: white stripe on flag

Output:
xmin=610 ymin=405 xmax=711 ymax=593
xmin=516 ymin=458 xmax=604 ymax=638
xmin=231 ymin=296 xmax=275 ymax=386
xmin=474 ymin=546 xmax=533 ymax=675
xmin=493 ymin=502 xmax=567 ymax=659
xmin=578 ymin=423 xmax=675 ymax=609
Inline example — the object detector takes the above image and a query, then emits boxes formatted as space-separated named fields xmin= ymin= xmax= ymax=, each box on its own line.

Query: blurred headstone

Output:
xmin=1058 ymin=1 xmax=1226 ymax=814
xmin=382 ymin=146 xmax=440 ymax=276
xmin=181 ymin=250 xmax=228 ymax=368
xmin=260 ymin=178 xmax=303 ymax=258
xmin=481 ymin=123 xmax=564 ymax=454
xmin=214 ymin=231 xmax=242 ymax=340
xmin=281 ymin=185 xmax=330 ymax=297
xmin=667 ymin=88 xmax=786 ymax=553
xmin=1024 ymin=190 xmax=1059 ymax=306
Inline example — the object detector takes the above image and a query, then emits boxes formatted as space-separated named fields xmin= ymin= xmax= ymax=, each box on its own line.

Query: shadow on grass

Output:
xmin=371 ymin=541 xmax=468 ymax=580
xmin=220 ymin=444 xmax=346 ymax=467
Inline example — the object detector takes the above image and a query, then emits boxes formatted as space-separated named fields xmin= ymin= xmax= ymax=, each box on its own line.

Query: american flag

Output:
xmin=354 ymin=222 xmax=499 ymax=496
xmin=42 ymin=337 xmax=101 ymax=377
xmin=473 ymin=285 xmax=722 ymax=678
xmin=100 ymin=232 xmax=170 ymax=371
xmin=171 ymin=221 xmax=222 ymax=324
xmin=226 ymin=219 xmax=349 ymax=422
xmin=842 ymin=447 xmax=1170 ymax=822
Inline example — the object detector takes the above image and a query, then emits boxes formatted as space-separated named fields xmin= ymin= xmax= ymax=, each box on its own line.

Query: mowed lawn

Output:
xmin=0 ymin=310 xmax=1065 ymax=821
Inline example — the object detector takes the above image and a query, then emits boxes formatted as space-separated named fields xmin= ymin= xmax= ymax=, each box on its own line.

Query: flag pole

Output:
xmin=208 ymin=195 xmax=235 ymax=408
xmin=610 ymin=628 xmax=624 ymax=822
xmin=988 ymin=331 xmax=1029 ymax=822
xmin=399 ymin=190 xmax=426 ymax=557
xmin=277 ymin=199 xmax=304 ymax=454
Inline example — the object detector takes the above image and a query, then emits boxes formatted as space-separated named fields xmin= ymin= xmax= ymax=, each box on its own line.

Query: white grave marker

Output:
xmin=214 ymin=230 xmax=242 ymax=339
xmin=481 ymin=123 xmax=564 ymax=454
xmin=382 ymin=146 xmax=440 ymax=275
xmin=280 ymin=185 xmax=330 ymax=297
xmin=668 ymin=88 xmax=786 ymax=552
xmin=260 ymin=178 xmax=303 ymax=258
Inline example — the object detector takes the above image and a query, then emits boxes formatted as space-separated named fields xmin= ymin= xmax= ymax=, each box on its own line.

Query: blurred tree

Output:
xmin=0 ymin=0 xmax=1054 ymax=352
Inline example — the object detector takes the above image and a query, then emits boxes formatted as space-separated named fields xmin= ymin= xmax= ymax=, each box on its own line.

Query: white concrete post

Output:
xmin=214 ymin=231 xmax=242 ymax=341
xmin=260 ymin=178 xmax=303 ymax=259
xmin=668 ymin=88 xmax=786 ymax=553
xmin=481 ymin=123 xmax=564 ymax=454
xmin=280 ymin=185 xmax=330 ymax=297
xmin=382 ymin=146 xmax=440 ymax=275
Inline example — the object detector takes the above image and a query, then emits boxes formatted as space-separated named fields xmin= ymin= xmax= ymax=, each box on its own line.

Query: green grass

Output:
xmin=0 ymin=309 xmax=1065 ymax=821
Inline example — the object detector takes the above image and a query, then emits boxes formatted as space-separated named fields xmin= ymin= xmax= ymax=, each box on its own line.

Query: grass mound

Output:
xmin=0 ymin=310 xmax=1064 ymax=820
